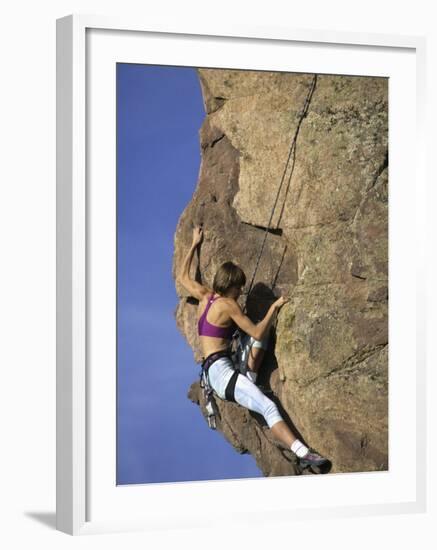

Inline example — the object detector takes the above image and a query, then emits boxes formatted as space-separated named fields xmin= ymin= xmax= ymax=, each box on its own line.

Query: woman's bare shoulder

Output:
xmin=198 ymin=291 xmax=212 ymax=307
xmin=219 ymin=296 xmax=241 ymax=311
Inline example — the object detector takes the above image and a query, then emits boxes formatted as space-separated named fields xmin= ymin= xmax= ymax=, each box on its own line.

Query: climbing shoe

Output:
xmin=299 ymin=450 xmax=331 ymax=474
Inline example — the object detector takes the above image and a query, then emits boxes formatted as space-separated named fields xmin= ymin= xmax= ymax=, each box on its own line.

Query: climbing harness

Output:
xmin=231 ymin=332 xmax=251 ymax=376
xmin=199 ymin=349 xmax=232 ymax=429
xmin=230 ymin=75 xmax=318 ymax=373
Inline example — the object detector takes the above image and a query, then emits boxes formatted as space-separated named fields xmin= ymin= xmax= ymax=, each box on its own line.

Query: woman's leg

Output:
xmin=270 ymin=421 xmax=297 ymax=448
xmin=247 ymin=345 xmax=265 ymax=375
xmin=230 ymin=368 xmax=331 ymax=471
xmin=241 ymin=332 xmax=270 ymax=382
xmin=233 ymin=374 xmax=297 ymax=447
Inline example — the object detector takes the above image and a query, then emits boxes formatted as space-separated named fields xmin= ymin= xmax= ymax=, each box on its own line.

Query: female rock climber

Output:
xmin=177 ymin=225 xmax=330 ymax=473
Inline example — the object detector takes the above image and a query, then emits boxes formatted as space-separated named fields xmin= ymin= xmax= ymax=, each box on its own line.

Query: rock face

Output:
xmin=173 ymin=69 xmax=388 ymax=476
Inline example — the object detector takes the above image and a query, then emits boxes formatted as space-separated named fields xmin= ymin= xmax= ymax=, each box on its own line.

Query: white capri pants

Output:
xmin=207 ymin=356 xmax=283 ymax=429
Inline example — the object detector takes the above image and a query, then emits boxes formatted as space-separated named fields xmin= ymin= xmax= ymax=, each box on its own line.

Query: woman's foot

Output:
xmin=299 ymin=450 xmax=332 ymax=474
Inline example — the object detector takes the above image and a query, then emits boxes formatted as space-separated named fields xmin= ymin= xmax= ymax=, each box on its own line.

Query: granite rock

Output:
xmin=173 ymin=69 xmax=388 ymax=476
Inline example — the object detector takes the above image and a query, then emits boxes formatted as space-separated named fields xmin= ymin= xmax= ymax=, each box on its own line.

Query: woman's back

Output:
xmin=198 ymin=294 xmax=235 ymax=357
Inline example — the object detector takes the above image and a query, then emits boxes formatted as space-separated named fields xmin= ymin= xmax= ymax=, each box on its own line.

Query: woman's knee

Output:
xmin=263 ymin=399 xmax=283 ymax=428
xmin=234 ymin=376 xmax=283 ymax=428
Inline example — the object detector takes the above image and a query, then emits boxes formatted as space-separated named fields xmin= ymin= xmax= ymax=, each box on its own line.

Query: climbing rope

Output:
xmin=243 ymin=74 xmax=318 ymax=310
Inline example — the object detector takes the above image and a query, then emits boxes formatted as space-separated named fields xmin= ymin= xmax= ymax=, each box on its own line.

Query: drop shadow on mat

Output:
xmin=24 ymin=511 xmax=56 ymax=530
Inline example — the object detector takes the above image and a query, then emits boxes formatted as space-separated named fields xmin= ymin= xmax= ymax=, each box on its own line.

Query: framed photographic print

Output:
xmin=56 ymin=14 xmax=427 ymax=535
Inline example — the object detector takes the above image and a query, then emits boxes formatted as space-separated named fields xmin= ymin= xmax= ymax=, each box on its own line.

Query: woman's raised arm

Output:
xmin=176 ymin=226 xmax=212 ymax=300
xmin=227 ymin=296 xmax=288 ymax=341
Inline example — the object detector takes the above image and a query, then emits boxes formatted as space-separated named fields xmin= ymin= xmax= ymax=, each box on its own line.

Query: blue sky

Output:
xmin=116 ymin=63 xmax=262 ymax=484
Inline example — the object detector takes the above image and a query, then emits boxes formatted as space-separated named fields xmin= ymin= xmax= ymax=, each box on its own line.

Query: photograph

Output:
xmin=116 ymin=63 xmax=388 ymax=485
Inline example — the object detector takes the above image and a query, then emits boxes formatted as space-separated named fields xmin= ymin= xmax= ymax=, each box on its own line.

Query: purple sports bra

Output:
xmin=198 ymin=294 xmax=235 ymax=340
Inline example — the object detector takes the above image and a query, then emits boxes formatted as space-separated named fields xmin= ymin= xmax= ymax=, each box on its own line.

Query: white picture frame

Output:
xmin=56 ymin=14 xmax=427 ymax=536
